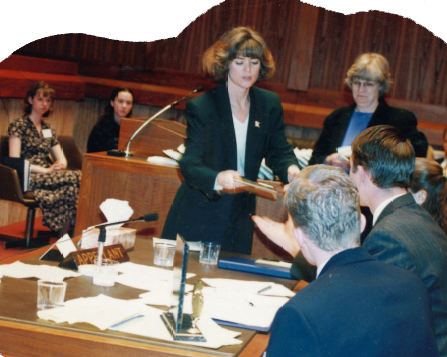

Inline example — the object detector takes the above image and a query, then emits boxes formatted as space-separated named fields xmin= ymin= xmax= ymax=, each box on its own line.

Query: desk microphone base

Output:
xmin=161 ymin=312 xmax=206 ymax=342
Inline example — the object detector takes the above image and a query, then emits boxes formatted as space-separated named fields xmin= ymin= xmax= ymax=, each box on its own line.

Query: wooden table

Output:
xmin=0 ymin=237 xmax=298 ymax=357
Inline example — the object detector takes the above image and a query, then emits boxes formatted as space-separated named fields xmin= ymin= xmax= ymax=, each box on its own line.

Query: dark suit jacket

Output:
xmin=290 ymin=194 xmax=447 ymax=355
xmin=162 ymin=83 xmax=298 ymax=254
xmin=309 ymin=97 xmax=428 ymax=165
xmin=267 ymin=247 xmax=437 ymax=357
xmin=363 ymin=193 xmax=447 ymax=356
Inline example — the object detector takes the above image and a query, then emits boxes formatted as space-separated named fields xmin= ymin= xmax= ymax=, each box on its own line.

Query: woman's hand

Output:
xmin=49 ymin=160 xmax=66 ymax=172
xmin=216 ymin=170 xmax=243 ymax=189
xmin=325 ymin=153 xmax=350 ymax=169
xmin=287 ymin=164 xmax=300 ymax=183
xmin=252 ymin=215 xmax=300 ymax=257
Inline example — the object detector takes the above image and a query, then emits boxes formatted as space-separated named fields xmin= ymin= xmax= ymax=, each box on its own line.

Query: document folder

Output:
xmin=218 ymin=257 xmax=293 ymax=279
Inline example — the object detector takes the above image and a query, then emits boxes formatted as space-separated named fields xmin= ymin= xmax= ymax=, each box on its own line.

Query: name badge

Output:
xmin=42 ymin=129 xmax=52 ymax=138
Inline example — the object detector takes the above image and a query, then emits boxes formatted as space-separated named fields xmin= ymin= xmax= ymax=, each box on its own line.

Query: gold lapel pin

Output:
xmin=255 ymin=121 xmax=260 ymax=128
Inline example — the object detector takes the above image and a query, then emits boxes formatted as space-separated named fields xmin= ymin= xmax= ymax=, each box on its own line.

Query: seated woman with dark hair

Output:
xmin=87 ymin=87 xmax=134 ymax=153
xmin=8 ymin=81 xmax=81 ymax=236
xmin=409 ymin=158 xmax=447 ymax=234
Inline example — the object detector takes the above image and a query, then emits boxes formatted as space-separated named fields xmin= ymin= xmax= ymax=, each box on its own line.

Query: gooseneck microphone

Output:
xmin=115 ymin=86 xmax=204 ymax=157
xmin=94 ymin=212 xmax=159 ymax=229
xmin=94 ymin=212 xmax=159 ymax=267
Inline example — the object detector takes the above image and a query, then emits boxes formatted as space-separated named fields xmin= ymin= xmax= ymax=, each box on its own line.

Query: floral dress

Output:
xmin=8 ymin=115 xmax=81 ymax=231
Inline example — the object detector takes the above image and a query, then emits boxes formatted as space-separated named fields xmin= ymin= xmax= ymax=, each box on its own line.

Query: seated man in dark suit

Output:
xmin=350 ymin=125 xmax=447 ymax=355
xmin=256 ymin=125 xmax=447 ymax=356
xmin=266 ymin=165 xmax=437 ymax=357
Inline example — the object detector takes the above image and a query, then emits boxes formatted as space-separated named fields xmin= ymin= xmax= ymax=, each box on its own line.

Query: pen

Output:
xmin=258 ymin=285 xmax=272 ymax=294
xmin=262 ymin=257 xmax=280 ymax=262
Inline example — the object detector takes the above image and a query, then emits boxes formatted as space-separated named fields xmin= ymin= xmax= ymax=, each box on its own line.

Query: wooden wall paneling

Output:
xmin=311 ymin=9 xmax=348 ymax=91
xmin=0 ymin=98 xmax=23 ymax=136
xmin=72 ymin=97 xmax=107 ymax=155
xmin=287 ymin=3 xmax=319 ymax=91
xmin=414 ymin=28 xmax=446 ymax=104
xmin=431 ymin=39 xmax=447 ymax=105
xmin=47 ymin=100 xmax=76 ymax=137
xmin=0 ymin=55 xmax=78 ymax=75
xmin=8 ymin=2 xmax=447 ymax=106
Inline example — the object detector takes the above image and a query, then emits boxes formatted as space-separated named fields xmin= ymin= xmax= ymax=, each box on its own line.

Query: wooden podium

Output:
xmin=75 ymin=118 xmax=290 ymax=260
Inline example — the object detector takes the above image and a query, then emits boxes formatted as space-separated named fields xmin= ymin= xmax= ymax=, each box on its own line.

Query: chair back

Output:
xmin=0 ymin=163 xmax=25 ymax=204
xmin=0 ymin=136 xmax=9 ymax=159
xmin=57 ymin=136 xmax=83 ymax=170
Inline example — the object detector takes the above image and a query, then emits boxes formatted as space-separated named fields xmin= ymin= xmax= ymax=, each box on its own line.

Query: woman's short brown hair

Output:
xmin=202 ymin=27 xmax=275 ymax=83
xmin=24 ymin=81 xmax=55 ymax=118
xmin=345 ymin=53 xmax=393 ymax=95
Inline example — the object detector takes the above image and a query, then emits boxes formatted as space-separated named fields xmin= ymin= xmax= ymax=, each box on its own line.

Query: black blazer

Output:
xmin=291 ymin=194 xmax=447 ymax=355
xmin=309 ymin=97 xmax=428 ymax=165
xmin=268 ymin=248 xmax=438 ymax=357
xmin=364 ymin=193 xmax=447 ymax=355
xmin=162 ymin=83 xmax=298 ymax=253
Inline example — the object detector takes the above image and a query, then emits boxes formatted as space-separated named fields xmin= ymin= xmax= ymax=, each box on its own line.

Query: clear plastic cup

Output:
xmin=199 ymin=242 xmax=221 ymax=265
xmin=154 ymin=243 xmax=176 ymax=267
xmin=93 ymin=259 xmax=119 ymax=287
xmin=37 ymin=280 xmax=67 ymax=309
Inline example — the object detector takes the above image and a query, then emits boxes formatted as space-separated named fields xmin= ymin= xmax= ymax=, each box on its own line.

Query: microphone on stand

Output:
xmin=108 ymin=86 xmax=204 ymax=157
xmin=95 ymin=213 xmax=159 ymax=267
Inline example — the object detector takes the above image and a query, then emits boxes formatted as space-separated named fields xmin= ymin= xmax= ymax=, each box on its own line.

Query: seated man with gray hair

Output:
xmin=266 ymin=165 xmax=437 ymax=357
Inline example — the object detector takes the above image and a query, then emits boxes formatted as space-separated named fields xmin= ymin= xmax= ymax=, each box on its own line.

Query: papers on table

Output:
xmin=0 ymin=261 xmax=80 ymax=280
xmin=183 ymin=287 xmax=289 ymax=331
xmin=202 ymin=278 xmax=295 ymax=297
xmin=147 ymin=156 xmax=179 ymax=167
xmin=37 ymin=294 xmax=242 ymax=349
xmin=163 ymin=149 xmax=183 ymax=161
xmin=178 ymin=278 xmax=294 ymax=331
xmin=114 ymin=262 xmax=195 ymax=295
xmin=110 ymin=304 xmax=242 ymax=349
xmin=38 ymin=294 xmax=146 ymax=330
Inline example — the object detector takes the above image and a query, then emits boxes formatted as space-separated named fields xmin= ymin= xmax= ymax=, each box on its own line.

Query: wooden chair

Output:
xmin=0 ymin=136 xmax=52 ymax=249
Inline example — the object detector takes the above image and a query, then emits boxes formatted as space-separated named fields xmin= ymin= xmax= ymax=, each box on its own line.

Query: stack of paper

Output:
xmin=179 ymin=278 xmax=294 ymax=331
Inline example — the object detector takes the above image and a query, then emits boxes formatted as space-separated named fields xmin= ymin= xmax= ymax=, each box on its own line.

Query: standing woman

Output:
xmin=162 ymin=27 xmax=300 ymax=254
xmin=87 ymin=87 xmax=134 ymax=153
xmin=8 ymin=81 xmax=81 ymax=236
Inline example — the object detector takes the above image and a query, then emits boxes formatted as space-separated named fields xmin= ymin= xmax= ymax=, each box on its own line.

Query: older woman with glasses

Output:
xmin=308 ymin=53 xmax=428 ymax=169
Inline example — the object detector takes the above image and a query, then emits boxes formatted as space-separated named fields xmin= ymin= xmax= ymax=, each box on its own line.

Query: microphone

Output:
xmin=111 ymin=86 xmax=204 ymax=157
xmin=94 ymin=212 xmax=159 ymax=229
xmin=94 ymin=212 xmax=159 ymax=267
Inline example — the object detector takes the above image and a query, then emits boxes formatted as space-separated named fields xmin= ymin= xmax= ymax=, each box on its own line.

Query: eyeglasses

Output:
xmin=352 ymin=80 xmax=377 ymax=89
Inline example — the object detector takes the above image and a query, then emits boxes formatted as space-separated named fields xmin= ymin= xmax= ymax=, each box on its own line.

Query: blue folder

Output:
xmin=218 ymin=257 xmax=293 ymax=279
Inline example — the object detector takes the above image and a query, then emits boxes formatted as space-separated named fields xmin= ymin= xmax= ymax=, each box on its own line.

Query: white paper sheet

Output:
xmin=0 ymin=261 xmax=80 ymax=280
xmin=110 ymin=304 xmax=242 ymax=349
xmin=37 ymin=294 xmax=146 ymax=330
xmin=183 ymin=287 xmax=289 ymax=330
xmin=114 ymin=262 xmax=195 ymax=293
xmin=202 ymin=278 xmax=295 ymax=297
